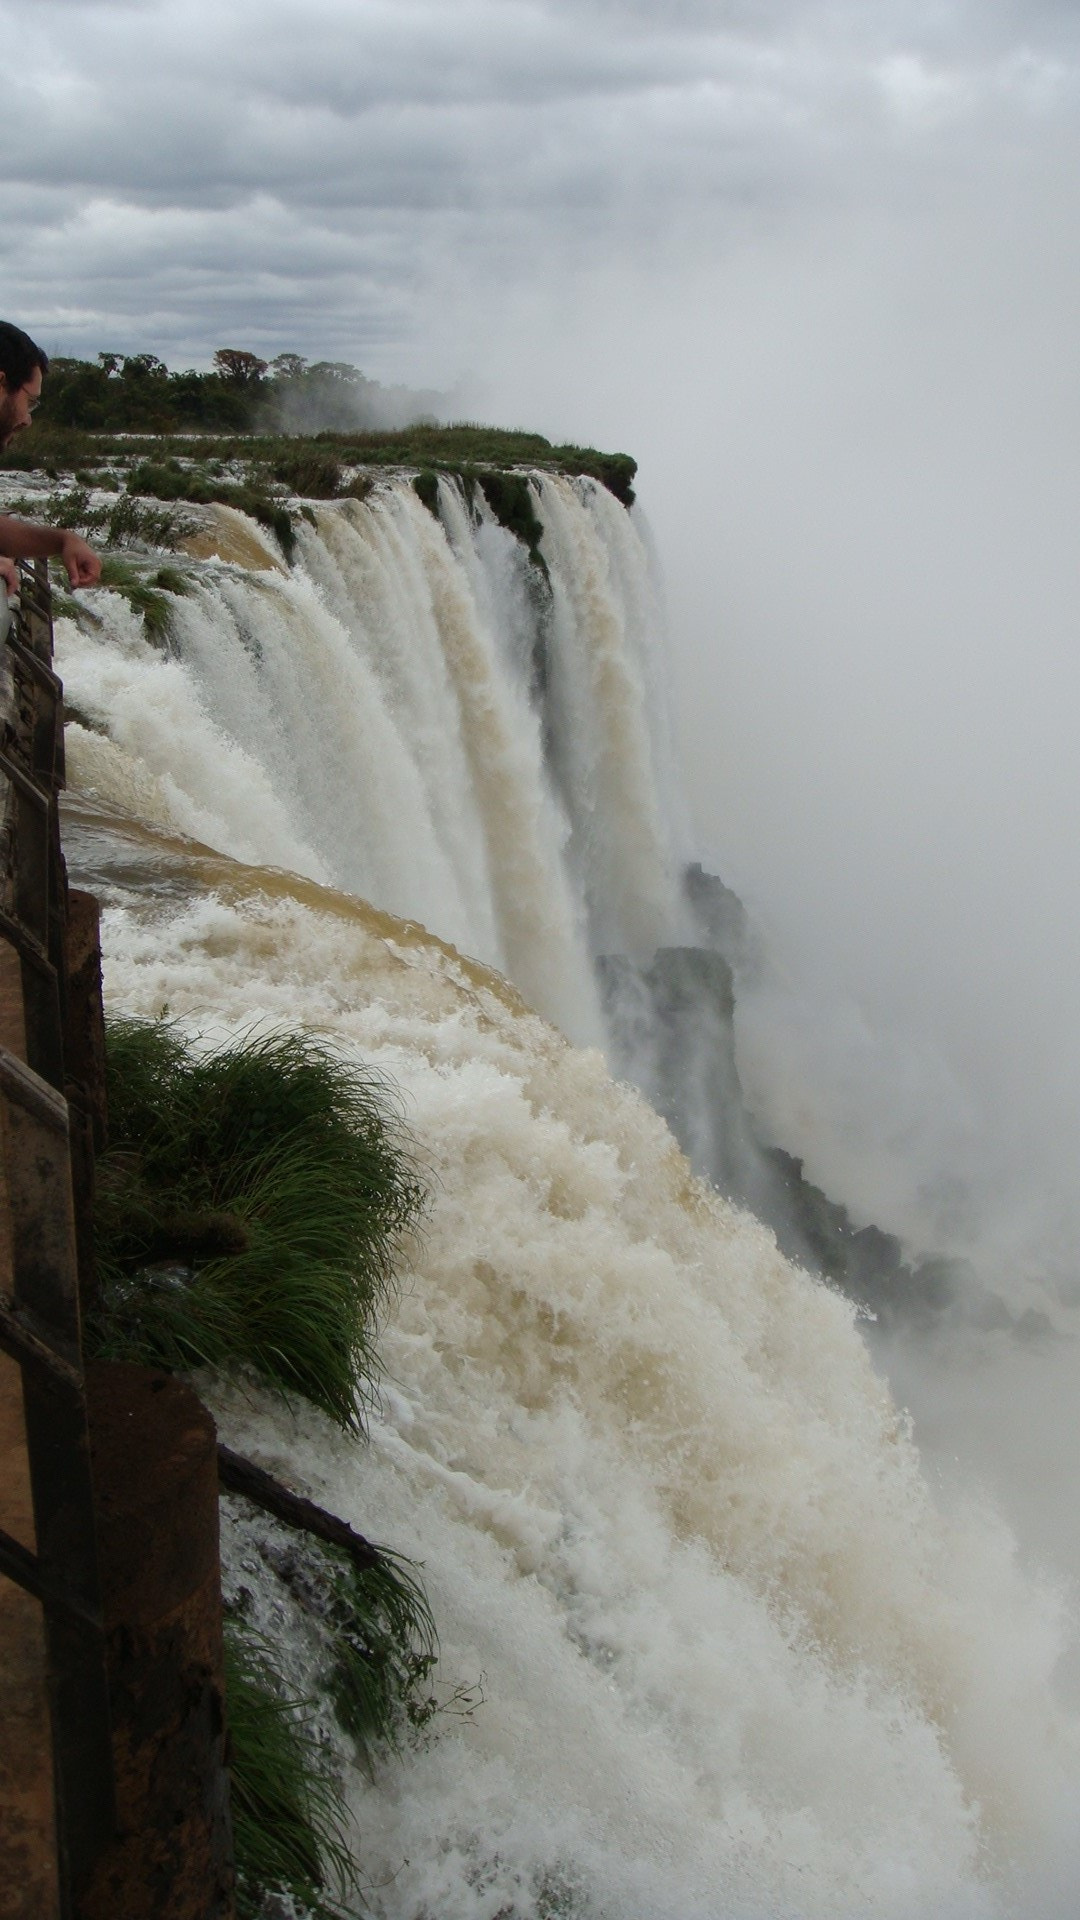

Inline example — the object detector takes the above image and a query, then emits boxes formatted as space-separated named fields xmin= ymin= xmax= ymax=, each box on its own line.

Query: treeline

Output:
xmin=9 ymin=346 xmax=639 ymax=508
xmin=37 ymin=348 xmax=441 ymax=435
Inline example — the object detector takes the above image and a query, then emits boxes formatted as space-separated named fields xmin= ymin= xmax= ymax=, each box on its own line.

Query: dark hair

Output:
xmin=0 ymin=323 xmax=48 ymax=390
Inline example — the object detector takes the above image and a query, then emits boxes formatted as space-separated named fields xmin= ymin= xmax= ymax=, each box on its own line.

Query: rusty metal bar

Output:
xmin=0 ymin=562 xmax=116 ymax=1913
xmin=5 ymin=637 xmax=63 ymax=700
xmin=18 ymin=562 xmax=55 ymax=669
xmin=0 ymin=902 xmax=51 ymax=970
xmin=0 ymin=1525 xmax=40 ymax=1596
xmin=0 ymin=1042 xmax=68 ymax=1132
xmin=0 ymin=1052 xmax=115 ymax=1894
xmin=0 ymin=1529 xmax=102 ymax=1633
xmin=0 ymin=1295 xmax=83 ymax=1394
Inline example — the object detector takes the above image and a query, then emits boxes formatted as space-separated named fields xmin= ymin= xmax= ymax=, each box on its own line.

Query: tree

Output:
xmin=120 ymin=353 xmax=168 ymax=381
xmin=213 ymin=348 xmax=269 ymax=389
xmin=269 ymin=353 xmax=308 ymax=382
xmin=307 ymin=361 xmax=365 ymax=386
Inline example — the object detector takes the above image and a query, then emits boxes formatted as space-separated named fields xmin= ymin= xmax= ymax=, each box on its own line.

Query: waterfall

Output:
xmin=53 ymin=475 xmax=1080 ymax=1916
xmin=58 ymin=798 xmax=1080 ymax=1920
xmin=60 ymin=475 xmax=687 ymax=1047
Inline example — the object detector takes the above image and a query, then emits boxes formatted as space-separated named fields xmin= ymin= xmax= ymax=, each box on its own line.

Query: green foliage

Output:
xmin=24 ymin=353 xmax=250 ymax=435
xmin=472 ymin=471 xmax=548 ymax=572
xmin=150 ymin=564 xmax=190 ymax=596
xmin=45 ymin=484 xmax=95 ymax=530
xmin=125 ymin=458 xmax=196 ymax=501
xmin=256 ymin=498 xmax=297 ymax=561
xmin=92 ymin=1021 xmax=427 ymax=1429
xmin=214 ymin=348 xmax=269 ymax=390
xmin=3 ymin=364 xmax=637 ymax=505
xmin=97 ymin=556 xmax=180 ymax=645
xmin=104 ymin=492 xmax=179 ymax=548
xmin=322 ymin=1549 xmax=437 ymax=1760
xmin=13 ymin=480 xmax=178 ymax=552
xmin=339 ymin=472 xmax=374 ymax=503
xmin=246 ymin=1524 xmax=440 ymax=1764
xmin=51 ymin=586 xmax=84 ymax=625
xmin=0 ymin=423 xmax=105 ymax=472
xmin=414 ymin=468 xmax=548 ymax=571
xmin=125 ymin=460 xmax=296 ymax=561
xmin=313 ymin=423 xmax=636 ymax=499
xmin=224 ymin=1623 xmax=354 ymax=1920
xmin=412 ymin=469 xmax=440 ymax=516
xmin=271 ymin=449 xmax=343 ymax=498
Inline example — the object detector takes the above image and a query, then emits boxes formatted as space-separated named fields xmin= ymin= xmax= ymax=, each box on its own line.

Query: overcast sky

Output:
xmin=3 ymin=0 xmax=1078 ymax=375
xmin=7 ymin=0 xmax=1080 ymax=1306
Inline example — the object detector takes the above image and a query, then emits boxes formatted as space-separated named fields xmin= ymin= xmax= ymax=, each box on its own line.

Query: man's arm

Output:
xmin=0 ymin=515 xmax=101 ymax=586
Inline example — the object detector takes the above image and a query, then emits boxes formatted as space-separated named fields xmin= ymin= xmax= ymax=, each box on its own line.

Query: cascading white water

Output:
xmin=53 ymin=476 xmax=1080 ymax=1915
xmin=531 ymin=474 xmax=687 ymax=961
xmin=60 ymin=474 xmax=684 ymax=1044
xmin=61 ymin=804 xmax=1080 ymax=1919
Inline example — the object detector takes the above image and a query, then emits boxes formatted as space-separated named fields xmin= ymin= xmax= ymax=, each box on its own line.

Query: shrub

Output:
xmin=125 ymin=461 xmax=297 ymax=561
xmin=105 ymin=492 xmax=179 ymax=548
xmin=272 ymin=449 xmax=343 ymax=498
xmin=91 ymin=1022 xmax=427 ymax=1429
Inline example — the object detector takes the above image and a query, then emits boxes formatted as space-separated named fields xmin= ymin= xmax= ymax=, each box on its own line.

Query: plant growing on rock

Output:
xmin=91 ymin=1021 xmax=427 ymax=1430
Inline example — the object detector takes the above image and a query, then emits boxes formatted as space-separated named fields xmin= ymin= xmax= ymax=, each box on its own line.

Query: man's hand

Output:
xmin=59 ymin=532 xmax=101 ymax=587
xmin=0 ymin=516 xmax=102 ymax=585
xmin=0 ymin=557 xmax=18 ymax=596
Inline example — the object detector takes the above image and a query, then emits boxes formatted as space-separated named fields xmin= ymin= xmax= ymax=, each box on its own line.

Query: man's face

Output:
xmin=0 ymin=365 xmax=42 ymax=448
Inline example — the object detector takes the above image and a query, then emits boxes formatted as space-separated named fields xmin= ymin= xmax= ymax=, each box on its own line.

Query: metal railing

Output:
xmin=0 ymin=564 xmax=115 ymax=1913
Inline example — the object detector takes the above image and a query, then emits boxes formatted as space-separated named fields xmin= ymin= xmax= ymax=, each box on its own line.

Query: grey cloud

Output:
xmin=2 ymin=0 xmax=1080 ymax=368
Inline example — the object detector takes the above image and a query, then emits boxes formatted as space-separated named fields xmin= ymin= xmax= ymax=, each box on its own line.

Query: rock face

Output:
xmin=599 ymin=946 xmax=772 ymax=1216
xmin=601 ymin=868 xmax=981 ymax=1330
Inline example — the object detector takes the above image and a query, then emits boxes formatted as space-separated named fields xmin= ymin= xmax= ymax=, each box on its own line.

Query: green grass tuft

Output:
xmin=92 ymin=1021 xmax=427 ymax=1429
xmin=98 ymin=556 xmax=179 ymax=645
xmin=150 ymin=563 xmax=190 ymax=596
xmin=322 ymin=1547 xmax=438 ymax=1760
xmin=224 ymin=1623 xmax=354 ymax=1919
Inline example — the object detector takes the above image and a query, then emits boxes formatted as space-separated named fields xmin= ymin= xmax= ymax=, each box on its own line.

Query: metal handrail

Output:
xmin=0 ymin=561 xmax=116 ymax=1910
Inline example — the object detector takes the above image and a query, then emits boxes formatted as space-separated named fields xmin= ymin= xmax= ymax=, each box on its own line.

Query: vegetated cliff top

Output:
xmin=321 ymin=424 xmax=636 ymax=504
xmin=2 ymin=348 xmax=637 ymax=504
xmin=2 ymin=422 xmax=636 ymax=507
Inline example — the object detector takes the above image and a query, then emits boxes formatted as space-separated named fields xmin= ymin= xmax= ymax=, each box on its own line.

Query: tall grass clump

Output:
xmin=224 ymin=1623 xmax=354 ymax=1919
xmin=98 ymin=556 xmax=183 ymax=645
xmin=92 ymin=1021 xmax=427 ymax=1429
xmin=321 ymin=1548 xmax=437 ymax=1761
xmin=236 ymin=1523 xmax=440 ymax=1765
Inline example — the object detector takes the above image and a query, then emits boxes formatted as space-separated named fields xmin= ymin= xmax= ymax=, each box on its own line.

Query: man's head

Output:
xmin=0 ymin=324 xmax=48 ymax=449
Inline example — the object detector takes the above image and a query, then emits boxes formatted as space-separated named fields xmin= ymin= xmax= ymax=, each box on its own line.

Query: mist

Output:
xmin=408 ymin=133 xmax=1080 ymax=1588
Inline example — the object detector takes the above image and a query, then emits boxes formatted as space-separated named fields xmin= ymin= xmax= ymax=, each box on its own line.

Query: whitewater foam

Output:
xmin=67 ymin=804 xmax=1080 ymax=1919
xmin=52 ymin=477 xmax=1080 ymax=1914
